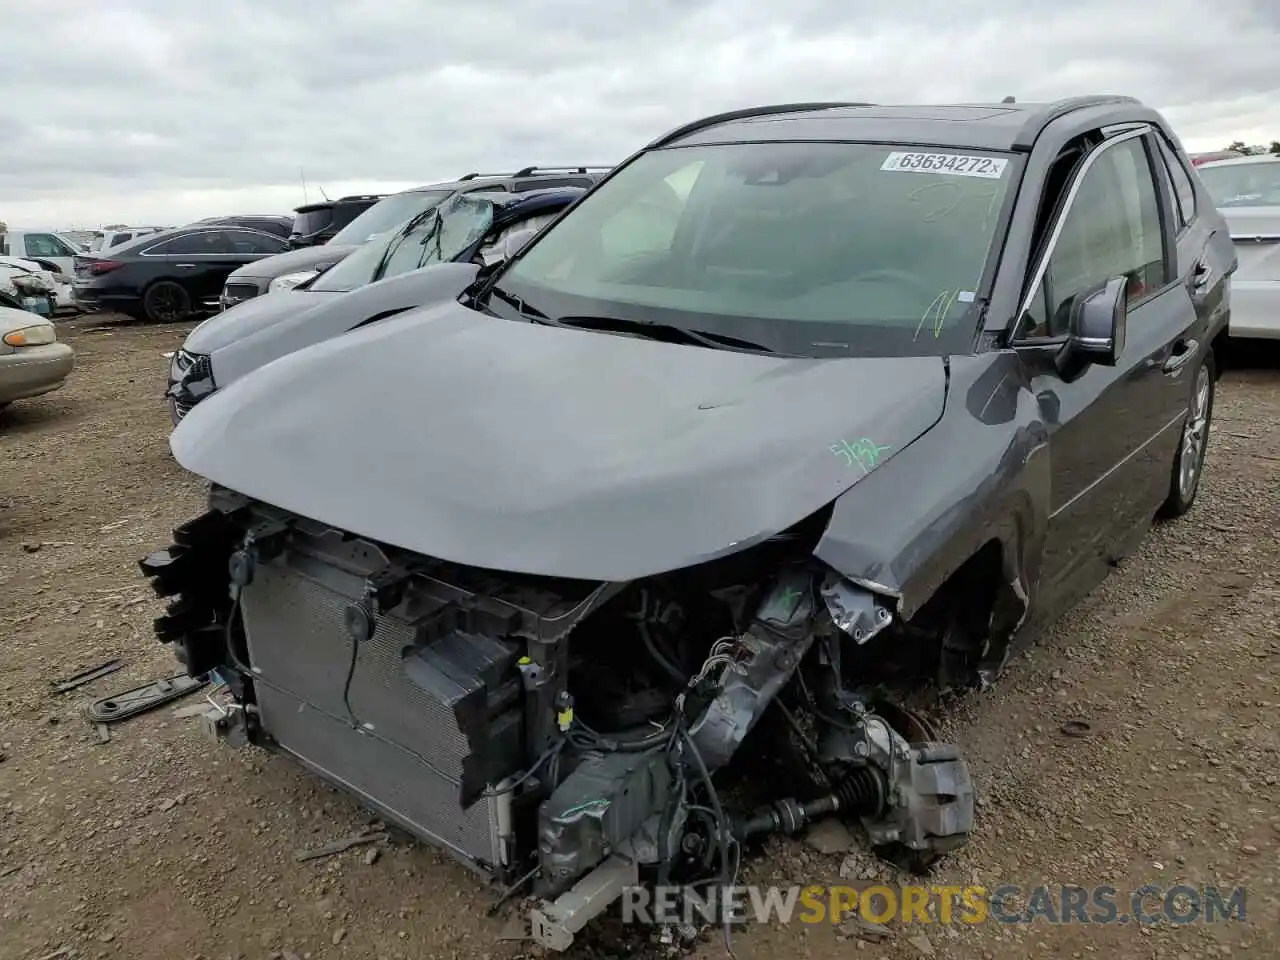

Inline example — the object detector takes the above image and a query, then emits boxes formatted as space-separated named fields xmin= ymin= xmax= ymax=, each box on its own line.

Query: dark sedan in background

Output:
xmin=72 ymin=226 xmax=289 ymax=322
xmin=195 ymin=214 xmax=296 ymax=240
xmin=167 ymin=186 xmax=584 ymax=421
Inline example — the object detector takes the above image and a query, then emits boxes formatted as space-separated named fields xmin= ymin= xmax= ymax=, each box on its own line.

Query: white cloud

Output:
xmin=0 ymin=0 xmax=1276 ymax=226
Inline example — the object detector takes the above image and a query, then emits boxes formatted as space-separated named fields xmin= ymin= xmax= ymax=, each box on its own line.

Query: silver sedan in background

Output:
xmin=0 ymin=308 xmax=74 ymax=412
xmin=1196 ymin=154 xmax=1280 ymax=340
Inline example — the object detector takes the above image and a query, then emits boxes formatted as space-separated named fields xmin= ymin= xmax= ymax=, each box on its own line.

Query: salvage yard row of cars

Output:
xmin=133 ymin=96 xmax=1254 ymax=952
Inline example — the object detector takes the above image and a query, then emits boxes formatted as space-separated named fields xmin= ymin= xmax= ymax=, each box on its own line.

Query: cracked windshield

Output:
xmin=310 ymin=192 xmax=498 ymax=293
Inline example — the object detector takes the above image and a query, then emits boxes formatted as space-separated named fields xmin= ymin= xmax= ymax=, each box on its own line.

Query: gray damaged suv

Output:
xmin=217 ymin=167 xmax=611 ymax=311
xmin=141 ymin=98 xmax=1232 ymax=951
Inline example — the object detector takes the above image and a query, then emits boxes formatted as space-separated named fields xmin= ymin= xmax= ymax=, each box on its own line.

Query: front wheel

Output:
xmin=143 ymin=281 xmax=191 ymax=323
xmin=1158 ymin=352 xmax=1215 ymax=519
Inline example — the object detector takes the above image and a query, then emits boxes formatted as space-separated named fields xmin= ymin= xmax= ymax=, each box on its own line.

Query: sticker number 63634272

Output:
xmin=881 ymin=151 xmax=1009 ymax=179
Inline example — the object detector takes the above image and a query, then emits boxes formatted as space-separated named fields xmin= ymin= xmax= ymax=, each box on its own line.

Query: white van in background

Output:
xmin=0 ymin=229 xmax=86 ymax=275
xmin=88 ymin=226 xmax=164 ymax=254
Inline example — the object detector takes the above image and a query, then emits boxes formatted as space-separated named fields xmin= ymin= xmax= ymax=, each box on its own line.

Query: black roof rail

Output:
xmin=647 ymin=102 xmax=874 ymax=149
xmin=512 ymin=166 xmax=613 ymax=176
xmin=1012 ymin=95 xmax=1142 ymax=150
xmin=458 ymin=166 xmax=613 ymax=181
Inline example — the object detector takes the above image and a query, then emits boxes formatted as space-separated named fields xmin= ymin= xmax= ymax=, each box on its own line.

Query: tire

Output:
xmin=142 ymin=281 xmax=192 ymax=323
xmin=1158 ymin=351 xmax=1215 ymax=520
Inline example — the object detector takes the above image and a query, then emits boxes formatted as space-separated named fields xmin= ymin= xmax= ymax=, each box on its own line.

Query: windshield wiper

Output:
xmin=550 ymin=315 xmax=777 ymax=354
xmin=371 ymin=208 xmax=442 ymax=283
xmin=486 ymin=293 xmax=777 ymax=354
xmin=489 ymin=285 xmax=548 ymax=319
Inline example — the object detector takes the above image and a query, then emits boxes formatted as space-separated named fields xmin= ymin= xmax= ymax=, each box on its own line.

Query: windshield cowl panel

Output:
xmin=500 ymin=141 xmax=1017 ymax=358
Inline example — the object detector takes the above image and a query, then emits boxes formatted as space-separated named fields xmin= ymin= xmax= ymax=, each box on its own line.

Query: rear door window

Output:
xmin=148 ymin=231 xmax=235 ymax=256
xmin=225 ymin=230 xmax=288 ymax=254
xmin=1156 ymin=138 xmax=1197 ymax=226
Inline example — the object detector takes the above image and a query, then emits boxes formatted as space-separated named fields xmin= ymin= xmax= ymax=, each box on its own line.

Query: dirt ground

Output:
xmin=1 ymin=315 xmax=1277 ymax=960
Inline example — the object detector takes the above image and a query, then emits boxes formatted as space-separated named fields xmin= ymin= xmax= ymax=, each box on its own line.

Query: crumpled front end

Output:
xmin=166 ymin=349 xmax=216 ymax=424
xmin=140 ymin=485 xmax=975 ymax=950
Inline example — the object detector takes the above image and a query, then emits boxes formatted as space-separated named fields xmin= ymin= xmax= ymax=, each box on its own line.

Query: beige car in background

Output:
xmin=0 ymin=307 xmax=74 ymax=412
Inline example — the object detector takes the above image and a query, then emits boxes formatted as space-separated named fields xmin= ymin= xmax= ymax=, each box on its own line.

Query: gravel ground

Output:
xmin=1 ymin=316 xmax=1277 ymax=960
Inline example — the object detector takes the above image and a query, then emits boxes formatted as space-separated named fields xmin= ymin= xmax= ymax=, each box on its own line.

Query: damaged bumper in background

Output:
xmin=140 ymin=488 xmax=974 ymax=951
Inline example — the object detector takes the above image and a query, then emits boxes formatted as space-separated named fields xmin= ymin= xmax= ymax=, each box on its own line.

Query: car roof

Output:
xmin=107 ymin=224 xmax=283 ymax=255
xmin=391 ymin=169 xmax=609 ymax=197
xmin=657 ymin=97 xmax=1156 ymax=154
xmin=487 ymin=186 xmax=587 ymax=208
xmin=1197 ymin=153 xmax=1280 ymax=168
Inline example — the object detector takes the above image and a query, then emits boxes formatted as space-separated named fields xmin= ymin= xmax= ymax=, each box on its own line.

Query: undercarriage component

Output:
xmin=687 ymin=567 xmax=818 ymax=771
xmin=138 ymin=491 xmax=978 ymax=955
xmin=537 ymin=751 xmax=674 ymax=897
xmin=50 ymin=658 xmax=124 ymax=693
xmin=82 ymin=672 xmax=208 ymax=724
xmin=529 ymin=855 xmax=639 ymax=952
xmin=817 ymin=707 xmax=974 ymax=869
xmin=821 ymin=575 xmax=894 ymax=644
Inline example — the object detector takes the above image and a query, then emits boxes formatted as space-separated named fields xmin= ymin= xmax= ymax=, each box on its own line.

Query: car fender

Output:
xmin=813 ymin=352 xmax=1050 ymax=627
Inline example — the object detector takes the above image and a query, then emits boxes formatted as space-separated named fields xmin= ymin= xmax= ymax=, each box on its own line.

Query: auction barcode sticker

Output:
xmin=881 ymin=152 xmax=1009 ymax=178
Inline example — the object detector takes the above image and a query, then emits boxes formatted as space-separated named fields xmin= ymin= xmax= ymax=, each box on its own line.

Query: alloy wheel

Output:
xmin=1178 ymin=364 xmax=1212 ymax=500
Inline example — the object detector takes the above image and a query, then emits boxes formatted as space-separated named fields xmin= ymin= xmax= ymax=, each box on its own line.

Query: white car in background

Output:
xmin=88 ymin=227 xmax=164 ymax=253
xmin=1196 ymin=154 xmax=1280 ymax=340
xmin=0 ymin=256 xmax=76 ymax=312
xmin=0 ymin=228 xmax=85 ymax=276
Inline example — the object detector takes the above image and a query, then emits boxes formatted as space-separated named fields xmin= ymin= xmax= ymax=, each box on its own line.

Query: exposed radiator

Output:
xmin=239 ymin=549 xmax=508 ymax=871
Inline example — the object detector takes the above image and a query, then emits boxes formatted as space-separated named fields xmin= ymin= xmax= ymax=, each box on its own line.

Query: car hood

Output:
xmin=226 ymin=244 xmax=358 ymax=283
xmin=183 ymin=289 xmax=328 ymax=354
xmin=171 ymin=304 xmax=949 ymax=581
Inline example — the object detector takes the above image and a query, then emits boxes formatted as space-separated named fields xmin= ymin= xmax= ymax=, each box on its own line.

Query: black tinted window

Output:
xmin=292 ymin=209 xmax=334 ymax=237
xmin=1158 ymin=138 xmax=1196 ymax=225
xmin=226 ymin=230 xmax=287 ymax=254
xmin=148 ymin=231 xmax=234 ymax=255
xmin=248 ymin=219 xmax=292 ymax=238
xmin=330 ymin=202 xmax=377 ymax=231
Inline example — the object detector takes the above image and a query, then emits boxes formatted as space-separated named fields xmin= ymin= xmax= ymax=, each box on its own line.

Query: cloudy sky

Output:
xmin=2 ymin=0 xmax=1277 ymax=228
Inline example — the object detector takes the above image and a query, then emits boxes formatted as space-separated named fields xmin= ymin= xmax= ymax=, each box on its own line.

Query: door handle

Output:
xmin=1190 ymin=259 xmax=1212 ymax=292
xmin=1163 ymin=338 xmax=1199 ymax=374
xmin=175 ymin=263 xmax=196 ymax=268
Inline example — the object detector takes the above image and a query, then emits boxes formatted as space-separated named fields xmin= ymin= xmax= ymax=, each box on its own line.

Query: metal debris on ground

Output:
xmin=82 ymin=672 xmax=208 ymax=724
xmin=839 ymin=915 xmax=892 ymax=943
xmin=295 ymin=828 xmax=387 ymax=863
xmin=1060 ymin=719 xmax=1095 ymax=738
xmin=51 ymin=658 xmax=124 ymax=693
xmin=95 ymin=723 xmax=111 ymax=744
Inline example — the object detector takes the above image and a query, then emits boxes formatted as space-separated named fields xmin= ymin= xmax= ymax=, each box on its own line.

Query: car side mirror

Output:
xmin=1058 ymin=276 xmax=1127 ymax=375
